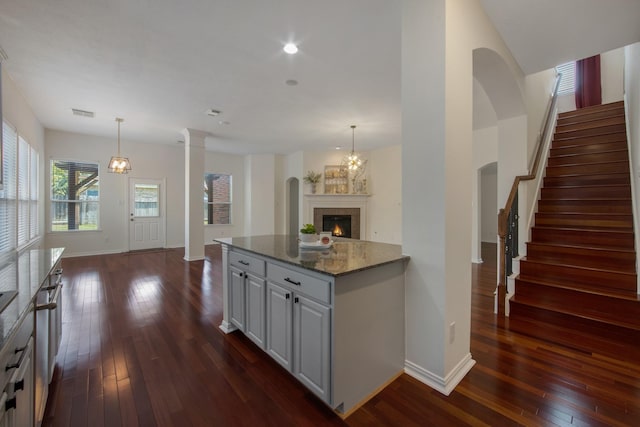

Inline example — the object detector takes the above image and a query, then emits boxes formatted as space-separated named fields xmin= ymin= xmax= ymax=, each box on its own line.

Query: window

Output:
xmin=204 ymin=173 xmax=231 ymax=225
xmin=50 ymin=160 xmax=99 ymax=231
xmin=556 ymin=62 xmax=576 ymax=95
xmin=0 ymin=120 xmax=38 ymax=254
xmin=0 ymin=121 xmax=17 ymax=254
xmin=134 ymin=183 xmax=159 ymax=217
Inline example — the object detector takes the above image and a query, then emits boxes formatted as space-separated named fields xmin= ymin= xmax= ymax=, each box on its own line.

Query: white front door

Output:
xmin=129 ymin=178 xmax=165 ymax=251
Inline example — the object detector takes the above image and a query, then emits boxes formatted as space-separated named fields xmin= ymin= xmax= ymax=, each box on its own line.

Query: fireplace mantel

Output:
xmin=304 ymin=194 xmax=370 ymax=240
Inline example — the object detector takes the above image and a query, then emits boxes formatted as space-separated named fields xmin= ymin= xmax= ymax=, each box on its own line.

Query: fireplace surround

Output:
xmin=304 ymin=194 xmax=369 ymax=240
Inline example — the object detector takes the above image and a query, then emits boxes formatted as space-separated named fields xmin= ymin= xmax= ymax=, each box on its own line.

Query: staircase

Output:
xmin=509 ymin=101 xmax=640 ymax=359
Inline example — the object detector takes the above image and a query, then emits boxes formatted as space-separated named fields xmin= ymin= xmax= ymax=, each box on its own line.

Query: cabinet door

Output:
xmin=245 ymin=274 xmax=265 ymax=349
xmin=266 ymin=282 xmax=292 ymax=371
xmin=294 ymin=294 xmax=331 ymax=403
xmin=229 ymin=266 xmax=246 ymax=331
xmin=13 ymin=344 xmax=34 ymax=427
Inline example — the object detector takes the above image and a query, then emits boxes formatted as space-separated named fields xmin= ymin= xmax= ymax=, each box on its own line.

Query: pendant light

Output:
xmin=345 ymin=125 xmax=362 ymax=172
xmin=108 ymin=117 xmax=132 ymax=174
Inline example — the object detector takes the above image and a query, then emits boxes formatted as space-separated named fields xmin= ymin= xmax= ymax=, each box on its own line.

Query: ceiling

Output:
xmin=0 ymin=1 xmax=638 ymax=155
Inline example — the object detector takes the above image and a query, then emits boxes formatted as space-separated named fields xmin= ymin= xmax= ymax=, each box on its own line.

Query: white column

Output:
xmin=218 ymin=243 xmax=236 ymax=333
xmin=402 ymin=0 xmax=475 ymax=396
xmin=182 ymin=128 xmax=208 ymax=261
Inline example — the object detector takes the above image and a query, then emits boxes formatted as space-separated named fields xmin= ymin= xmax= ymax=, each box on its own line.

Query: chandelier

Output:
xmin=107 ymin=117 xmax=132 ymax=174
xmin=345 ymin=125 xmax=362 ymax=171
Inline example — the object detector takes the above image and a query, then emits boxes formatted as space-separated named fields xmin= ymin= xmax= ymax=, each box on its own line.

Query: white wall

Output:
xmin=367 ymin=145 xmax=402 ymax=244
xmin=204 ymin=151 xmax=246 ymax=241
xmin=2 ymin=69 xmax=46 ymax=250
xmin=555 ymin=47 xmax=626 ymax=113
xmin=403 ymin=0 xmax=527 ymax=395
xmin=602 ymin=47 xmax=625 ymax=104
xmin=625 ymin=42 xmax=640 ymax=293
xmin=244 ymin=154 xmax=276 ymax=236
xmin=295 ymin=147 xmax=402 ymax=244
xmin=45 ymin=130 xmax=185 ymax=256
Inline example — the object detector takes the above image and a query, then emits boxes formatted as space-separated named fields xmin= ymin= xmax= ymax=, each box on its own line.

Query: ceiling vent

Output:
xmin=205 ymin=109 xmax=221 ymax=117
xmin=72 ymin=108 xmax=95 ymax=118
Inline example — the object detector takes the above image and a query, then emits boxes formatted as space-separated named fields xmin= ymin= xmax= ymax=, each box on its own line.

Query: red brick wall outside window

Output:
xmin=204 ymin=173 xmax=231 ymax=225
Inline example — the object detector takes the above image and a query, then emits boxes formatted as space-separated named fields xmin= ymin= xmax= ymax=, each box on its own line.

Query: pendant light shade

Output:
xmin=108 ymin=117 xmax=132 ymax=174
xmin=345 ymin=125 xmax=362 ymax=172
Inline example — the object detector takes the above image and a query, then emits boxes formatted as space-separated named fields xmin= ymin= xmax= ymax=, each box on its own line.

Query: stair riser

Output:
xmin=514 ymin=282 xmax=640 ymax=326
xmin=552 ymin=132 xmax=627 ymax=149
xmin=537 ymin=200 xmax=632 ymax=214
xmin=554 ymin=124 xmax=626 ymax=140
xmin=545 ymin=161 xmax=629 ymax=176
xmin=556 ymin=107 xmax=625 ymax=126
xmin=531 ymin=228 xmax=634 ymax=249
xmin=558 ymin=101 xmax=625 ymax=119
xmin=543 ymin=174 xmax=630 ymax=188
xmin=534 ymin=214 xmax=633 ymax=229
xmin=519 ymin=260 xmax=636 ymax=292
xmin=555 ymin=115 xmax=625 ymax=133
xmin=550 ymin=141 xmax=627 ymax=157
xmin=540 ymin=186 xmax=631 ymax=199
xmin=509 ymin=303 xmax=640 ymax=347
xmin=547 ymin=151 xmax=628 ymax=166
xmin=525 ymin=244 xmax=635 ymax=271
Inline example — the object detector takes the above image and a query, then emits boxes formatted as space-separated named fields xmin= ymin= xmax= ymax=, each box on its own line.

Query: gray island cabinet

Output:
xmin=216 ymin=235 xmax=408 ymax=417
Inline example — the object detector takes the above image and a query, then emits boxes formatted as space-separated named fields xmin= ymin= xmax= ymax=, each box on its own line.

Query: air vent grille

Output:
xmin=72 ymin=108 xmax=95 ymax=118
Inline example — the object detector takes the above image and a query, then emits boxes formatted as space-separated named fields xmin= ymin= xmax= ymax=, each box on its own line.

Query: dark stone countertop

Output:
xmin=214 ymin=235 xmax=408 ymax=277
xmin=0 ymin=247 xmax=64 ymax=348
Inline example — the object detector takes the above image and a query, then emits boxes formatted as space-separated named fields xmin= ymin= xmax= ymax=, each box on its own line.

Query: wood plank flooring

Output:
xmin=43 ymin=243 xmax=640 ymax=426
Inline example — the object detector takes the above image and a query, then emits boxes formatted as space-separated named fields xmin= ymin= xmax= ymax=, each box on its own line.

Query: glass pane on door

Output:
xmin=134 ymin=184 xmax=159 ymax=217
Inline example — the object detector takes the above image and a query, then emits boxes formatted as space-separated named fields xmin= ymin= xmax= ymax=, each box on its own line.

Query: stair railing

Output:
xmin=496 ymin=73 xmax=562 ymax=316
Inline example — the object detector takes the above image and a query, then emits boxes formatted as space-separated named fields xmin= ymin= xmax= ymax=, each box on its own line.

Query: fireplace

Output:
xmin=323 ymin=215 xmax=352 ymax=238
xmin=313 ymin=208 xmax=360 ymax=239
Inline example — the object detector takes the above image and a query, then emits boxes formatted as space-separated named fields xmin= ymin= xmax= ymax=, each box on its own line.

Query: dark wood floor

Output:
xmin=42 ymin=243 xmax=640 ymax=426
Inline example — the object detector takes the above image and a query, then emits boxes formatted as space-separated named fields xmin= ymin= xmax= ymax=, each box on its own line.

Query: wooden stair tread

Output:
xmin=520 ymin=256 xmax=637 ymax=277
xmin=510 ymin=294 xmax=640 ymax=331
xmin=525 ymin=241 xmax=635 ymax=255
xmin=532 ymin=225 xmax=634 ymax=234
xmin=514 ymin=276 xmax=639 ymax=300
xmin=511 ymin=100 xmax=637 ymax=352
xmin=507 ymin=310 xmax=640 ymax=357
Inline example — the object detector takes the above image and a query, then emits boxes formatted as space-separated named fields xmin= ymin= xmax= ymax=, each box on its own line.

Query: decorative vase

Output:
xmin=311 ymin=183 xmax=317 ymax=194
xmin=299 ymin=233 xmax=317 ymax=243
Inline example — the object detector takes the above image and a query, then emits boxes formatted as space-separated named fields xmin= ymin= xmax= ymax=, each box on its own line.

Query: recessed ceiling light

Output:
xmin=283 ymin=43 xmax=298 ymax=54
xmin=219 ymin=120 xmax=230 ymax=125
xmin=206 ymin=109 xmax=222 ymax=116
xmin=335 ymin=146 xmax=342 ymax=150
xmin=285 ymin=79 xmax=298 ymax=86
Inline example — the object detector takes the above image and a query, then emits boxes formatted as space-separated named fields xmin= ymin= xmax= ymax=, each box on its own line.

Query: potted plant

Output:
xmin=299 ymin=223 xmax=317 ymax=243
xmin=303 ymin=170 xmax=322 ymax=194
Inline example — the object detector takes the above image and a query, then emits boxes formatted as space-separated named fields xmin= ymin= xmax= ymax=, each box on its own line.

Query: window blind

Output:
xmin=556 ymin=62 xmax=576 ymax=95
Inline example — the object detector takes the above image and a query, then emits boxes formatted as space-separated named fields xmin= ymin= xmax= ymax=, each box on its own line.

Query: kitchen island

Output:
xmin=215 ymin=235 xmax=408 ymax=417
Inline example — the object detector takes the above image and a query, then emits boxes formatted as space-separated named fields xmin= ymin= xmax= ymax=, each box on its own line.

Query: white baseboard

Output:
xmin=61 ymin=249 xmax=125 ymax=258
xmin=404 ymin=353 xmax=476 ymax=396
xmin=471 ymin=258 xmax=483 ymax=264
xmin=183 ymin=255 xmax=205 ymax=262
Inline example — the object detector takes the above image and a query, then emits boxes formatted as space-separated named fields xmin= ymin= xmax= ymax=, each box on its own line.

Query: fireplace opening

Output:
xmin=323 ymin=215 xmax=352 ymax=238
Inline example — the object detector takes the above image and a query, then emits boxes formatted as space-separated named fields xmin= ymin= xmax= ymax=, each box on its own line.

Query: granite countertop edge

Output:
xmin=214 ymin=235 xmax=409 ymax=278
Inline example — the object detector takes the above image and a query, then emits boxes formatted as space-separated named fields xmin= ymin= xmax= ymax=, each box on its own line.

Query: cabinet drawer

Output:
xmin=0 ymin=305 xmax=34 ymax=391
xmin=267 ymin=263 xmax=331 ymax=304
xmin=230 ymin=251 xmax=265 ymax=277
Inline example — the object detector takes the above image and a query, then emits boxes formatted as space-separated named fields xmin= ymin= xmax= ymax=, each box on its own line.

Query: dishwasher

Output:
xmin=35 ymin=266 xmax=63 ymax=427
